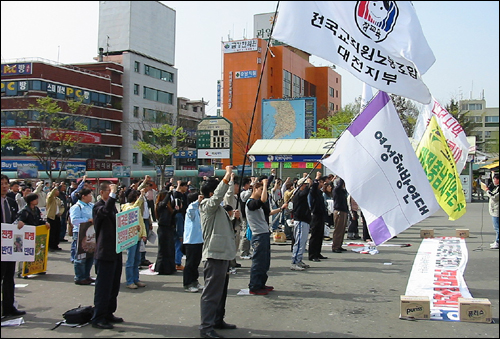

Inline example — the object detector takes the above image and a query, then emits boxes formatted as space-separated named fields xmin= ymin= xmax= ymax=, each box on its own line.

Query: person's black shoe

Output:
xmin=200 ymin=329 xmax=223 ymax=338
xmin=214 ymin=321 xmax=237 ymax=330
xmin=352 ymin=235 xmax=361 ymax=239
xmin=60 ymin=239 xmax=69 ymax=242
xmin=3 ymin=309 xmax=26 ymax=317
xmin=332 ymin=249 xmax=343 ymax=253
xmin=75 ymin=279 xmax=92 ymax=285
xmin=106 ymin=314 xmax=124 ymax=323
xmin=234 ymin=263 xmax=242 ymax=268
xmin=340 ymin=247 xmax=347 ymax=251
xmin=318 ymin=255 xmax=328 ymax=259
xmin=92 ymin=320 xmax=114 ymax=329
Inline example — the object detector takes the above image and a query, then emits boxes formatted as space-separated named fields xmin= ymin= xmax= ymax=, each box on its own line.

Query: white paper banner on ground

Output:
xmin=1 ymin=223 xmax=36 ymax=262
xmin=273 ymin=1 xmax=435 ymax=103
xmin=404 ymin=237 xmax=471 ymax=321
xmin=321 ymin=91 xmax=439 ymax=245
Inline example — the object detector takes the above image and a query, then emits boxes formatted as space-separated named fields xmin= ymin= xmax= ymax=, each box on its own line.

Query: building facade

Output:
xmin=221 ymin=37 xmax=342 ymax=167
xmin=1 ymin=59 xmax=124 ymax=177
xmin=460 ymin=98 xmax=499 ymax=153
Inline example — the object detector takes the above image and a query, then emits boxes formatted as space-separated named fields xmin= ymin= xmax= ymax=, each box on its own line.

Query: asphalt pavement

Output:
xmin=2 ymin=199 xmax=498 ymax=338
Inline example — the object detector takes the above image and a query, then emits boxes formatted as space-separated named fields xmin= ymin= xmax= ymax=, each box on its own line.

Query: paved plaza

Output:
xmin=2 ymin=200 xmax=498 ymax=338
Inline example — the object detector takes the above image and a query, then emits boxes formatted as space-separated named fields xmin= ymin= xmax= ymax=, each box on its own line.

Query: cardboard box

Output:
xmin=400 ymin=296 xmax=430 ymax=319
xmin=420 ymin=229 xmax=434 ymax=238
xmin=459 ymin=298 xmax=492 ymax=323
xmin=456 ymin=229 xmax=470 ymax=238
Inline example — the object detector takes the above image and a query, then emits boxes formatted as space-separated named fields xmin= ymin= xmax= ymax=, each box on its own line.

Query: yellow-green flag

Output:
xmin=416 ymin=116 xmax=466 ymax=220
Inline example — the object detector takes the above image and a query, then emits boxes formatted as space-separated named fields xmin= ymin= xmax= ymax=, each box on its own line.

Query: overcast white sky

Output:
xmin=2 ymin=1 xmax=499 ymax=116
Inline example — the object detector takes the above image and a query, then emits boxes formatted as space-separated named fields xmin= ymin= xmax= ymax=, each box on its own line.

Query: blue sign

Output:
xmin=1 ymin=159 xmax=86 ymax=171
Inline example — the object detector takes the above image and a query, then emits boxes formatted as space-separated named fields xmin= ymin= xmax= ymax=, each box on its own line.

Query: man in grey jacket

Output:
xmin=198 ymin=166 xmax=237 ymax=338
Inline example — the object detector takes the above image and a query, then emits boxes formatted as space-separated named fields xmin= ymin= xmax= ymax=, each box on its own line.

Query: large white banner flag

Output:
xmin=273 ymin=1 xmax=435 ymax=104
xmin=322 ymin=91 xmax=440 ymax=245
xmin=413 ymin=98 xmax=471 ymax=173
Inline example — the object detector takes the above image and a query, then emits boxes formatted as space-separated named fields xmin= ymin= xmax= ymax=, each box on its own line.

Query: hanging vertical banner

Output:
xmin=416 ymin=116 xmax=466 ymax=221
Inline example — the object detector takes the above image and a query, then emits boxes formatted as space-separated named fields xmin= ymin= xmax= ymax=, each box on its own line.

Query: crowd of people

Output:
xmin=2 ymin=168 xmax=499 ymax=337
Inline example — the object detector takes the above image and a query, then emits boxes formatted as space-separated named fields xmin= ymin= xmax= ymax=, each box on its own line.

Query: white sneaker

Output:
xmin=298 ymin=261 xmax=310 ymax=269
xmin=290 ymin=264 xmax=305 ymax=271
xmin=197 ymin=283 xmax=204 ymax=290
xmin=185 ymin=286 xmax=198 ymax=293
xmin=490 ymin=242 xmax=499 ymax=249
xmin=240 ymin=255 xmax=251 ymax=260
xmin=229 ymin=267 xmax=237 ymax=274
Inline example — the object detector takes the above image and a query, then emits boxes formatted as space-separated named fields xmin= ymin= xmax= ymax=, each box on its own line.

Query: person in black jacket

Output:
xmin=154 ymin=190 xmax=177 ymax=275
xmin=290 ymin=174 xmax=313 ymax=271
xmin=1 ymin=174 xmax=26 ymax=317
xmin=91 ymin=182 xmax=123 ymax=330
xmin=308 ymin=172 xmax=329 ymax=262
xmin=332 ymin=178 xmax=349 ymax=253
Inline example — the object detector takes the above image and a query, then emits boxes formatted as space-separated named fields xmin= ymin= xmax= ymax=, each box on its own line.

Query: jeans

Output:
xmin=73 ymin=232 xmax=94 ymax=281
xmin=175 ymin=237 xmax=183 ymax=266
xmin=248 ymin=232 xmax=271 ymax=291
xmin=59 ymin=211 xmax=68 ymax=240
xmin=291 ymin=221 xmax=310 ymax=264
xmin=71 ymin=234 xmax=78 ymax=262
xmin=126 ymin=241 xmax=142 ymax=285
xmin=174 ymin=213 xmax=184 ymax=265
xmin=493 ymin=216 xmax=499 ymax=243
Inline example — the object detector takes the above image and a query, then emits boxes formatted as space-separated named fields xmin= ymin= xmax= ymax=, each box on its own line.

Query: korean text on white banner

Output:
xmin=413 ymin=98 xmax=471 ymax=173
xmin=405 ymin=237 xmax=471 ymax=321
xmin=1 ymin=223 xmax=36 ymax=262
xmin=116 ymin=207 xmax=139 ymax=253
xmin=321 ymin=91 xmax=440 ymax=245
xmin=416 ymin=116 xmax=466 ymax=221
xmin=272 ymin=1 xmax=435 ymax=104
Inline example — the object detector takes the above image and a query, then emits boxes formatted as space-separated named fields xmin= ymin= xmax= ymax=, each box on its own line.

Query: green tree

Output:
xmin=389 ymin=94 xmax=419 ymax=137
xmin=313 ymin=98 xmax=360 ymax=138
xmin=446 ymin=99 xmax=477 ymax=136
xmin=4 ymin=97 xmax=91 ymax=180
xmin=135 ymin=124 xmax=187 ymax=188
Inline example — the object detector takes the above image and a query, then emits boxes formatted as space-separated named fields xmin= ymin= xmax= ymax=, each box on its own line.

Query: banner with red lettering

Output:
xmin=404 ymin=237 xmax=471 ymax=321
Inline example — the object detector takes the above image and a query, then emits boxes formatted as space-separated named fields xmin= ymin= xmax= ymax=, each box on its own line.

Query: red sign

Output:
xmin=43 ymin=129 xmax=101 ymax=144
xmin=1 ymin=127 xmax=30 ymax=139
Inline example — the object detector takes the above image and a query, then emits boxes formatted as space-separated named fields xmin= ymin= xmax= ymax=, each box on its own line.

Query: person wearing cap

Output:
xmin=290 ymin=174 xmax=313 ymax=271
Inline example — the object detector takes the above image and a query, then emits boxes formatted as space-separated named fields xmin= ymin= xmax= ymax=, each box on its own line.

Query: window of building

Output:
xmin=283 ymin=70 xmax=291 ymax=98
xmin=143 ymin=86 xmax=173 ymax=104
xmin=134 ymin=61 xmax=140 ymax=73
xmin=133 ymin=130 xmax=139 ymax=141
xmin=133 ymin=106 xmax=139 ymax=118
xmin=485 ymin=116 xmax=499 ymax=123
xmin=144 ymin=64 xmax=174 ymax=82
xmin=329 ymin=87 xmax=334 ymax=97
xmin=329 ymin=102 xmax=335 ymax=112
xmin=462 ymin=103 xmax=483 ymax=110
xmin=133 ymin=153 xmax=138 ymax=164
xmin=134 ymin=84 xmax=139 ymax=95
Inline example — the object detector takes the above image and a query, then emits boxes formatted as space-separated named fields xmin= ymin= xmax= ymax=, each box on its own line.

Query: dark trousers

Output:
xmin=48 ymin=217 xmax=61 ymax=249
xmin=147 ymin=200 xmax=156 ymax=221
xmin=361 ymin=212 xmax=370 ymax=241
xmin=155 ymin=225 xmax=176 ymax=275
xmin=200 ymin=259 xmax=230 ymax=332
xmin=332 ymin=210 xmax=348 ymax=250
xmin=1 ymin=261 xmax=16 ymax=314
xmin=308 ymin=214 xmax=325 ymax=260
xmin=347 ymin=211 xmax=359 ymax=235
xmin=92 ymin=255 xmax=123 ymax=323
xmin=249 ymin=232 xmax=271 ymax=291
xmin=183 ymin=243 xmax=203 ymax=288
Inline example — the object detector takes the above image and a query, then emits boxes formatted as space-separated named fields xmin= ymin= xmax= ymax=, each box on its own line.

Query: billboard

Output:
xmin=262 ymin=98 xmax=316 ymax=139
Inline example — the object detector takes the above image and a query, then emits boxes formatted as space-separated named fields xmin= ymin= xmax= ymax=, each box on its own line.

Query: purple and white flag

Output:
xmin=322 ymin=91 xmax=439 ymax=245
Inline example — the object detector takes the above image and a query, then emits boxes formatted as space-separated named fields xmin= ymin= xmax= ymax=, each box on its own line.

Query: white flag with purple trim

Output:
xmin=273 ymin=1 xmax=435 ymax=104
xmin=321 ymin=91 xmax=439 ymax=245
